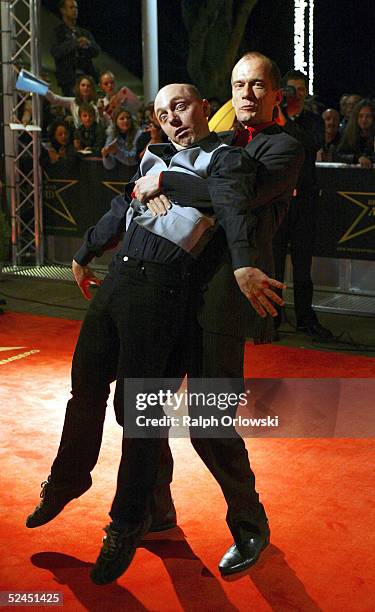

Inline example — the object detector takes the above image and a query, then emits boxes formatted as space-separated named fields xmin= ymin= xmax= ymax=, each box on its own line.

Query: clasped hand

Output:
xmin=72 ymin=260 xmax=102 ymax=300
xmin=133 ymin=175 xmax=172 ymax=215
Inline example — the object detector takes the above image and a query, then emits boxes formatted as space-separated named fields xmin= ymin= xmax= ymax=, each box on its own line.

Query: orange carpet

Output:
xmin=0 ymin=312 xmax=374 ymax=611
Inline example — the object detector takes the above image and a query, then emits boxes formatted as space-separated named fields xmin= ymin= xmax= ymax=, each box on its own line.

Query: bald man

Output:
xmin=26 ymin=82 xmax=285 ymax=584
xmin=317 ymin=108 xmax=341 ymax=162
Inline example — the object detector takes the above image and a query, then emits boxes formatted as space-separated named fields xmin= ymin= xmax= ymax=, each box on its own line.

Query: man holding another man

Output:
xmin=27 ymin=53 xmax=303 ymax=583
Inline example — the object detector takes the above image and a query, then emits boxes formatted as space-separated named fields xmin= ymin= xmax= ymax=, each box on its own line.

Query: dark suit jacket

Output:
xmin=51 ymin=23 xmax=100 ymax=90
xmin=161 ymin=125 xmax=304 ymax=342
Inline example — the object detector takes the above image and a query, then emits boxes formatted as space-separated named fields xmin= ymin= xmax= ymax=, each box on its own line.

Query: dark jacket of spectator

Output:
xmin=281 ymin=109 xmax=324 ymax=191
xmin=74 ymin=122 xmax=106 ymax=157
xmin=51 ymin=22 xmax=100 ymax=95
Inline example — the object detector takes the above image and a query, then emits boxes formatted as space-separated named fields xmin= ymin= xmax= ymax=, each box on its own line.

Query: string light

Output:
xmin=294 ymin=0 xmax=307 ymax=74
xmin=308 ymin=0 xmax=314 ymax=93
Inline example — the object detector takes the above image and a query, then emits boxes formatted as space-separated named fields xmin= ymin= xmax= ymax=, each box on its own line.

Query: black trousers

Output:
xmin=51 ymin=260 xmax=196 ymax=524
xmin=273 ymin=192 xmax=317 ymax=325
xmin=186 ymin=330 xmax=268 ymax=542
xmin=50 ymin=260 xmax=267 ymax=538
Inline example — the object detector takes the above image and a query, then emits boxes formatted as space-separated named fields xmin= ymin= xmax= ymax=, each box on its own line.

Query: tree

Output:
xmin=182 ymin=0 xmax=259 ymax=101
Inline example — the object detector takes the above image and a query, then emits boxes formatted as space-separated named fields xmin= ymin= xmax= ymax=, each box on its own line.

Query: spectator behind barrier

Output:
xmin=74 ymin=103 xmax=106 ymax=156
xmin=51 ymin=0 xmax=100 ymax=96
xmin=339 ymin=93 xmax=361 ymax=133
xmin=97 ymin=71 xmax=141 ymax=124
xmin=101 ymin=107 xmax=143 ymax=170
xmin=40 ymin=119 xmax=77 ymax=172
xmin=316 ymin=108 xmax=341 ymax=162
xmin=335 ymin=99 xmax=375 ymax=168
xmin=45 ymin=74 xmax=99 ymax=128
xmin=138 ymin=113 xmax=167 ymax=159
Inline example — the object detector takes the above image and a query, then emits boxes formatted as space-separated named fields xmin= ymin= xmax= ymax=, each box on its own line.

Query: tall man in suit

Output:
xmin=133 ymin=52 xmax=304 ymax=576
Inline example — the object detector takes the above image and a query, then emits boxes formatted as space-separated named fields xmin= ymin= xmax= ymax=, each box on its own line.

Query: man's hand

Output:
xmin=134 ymin=175 xmax=161 ymax=203
xmin=146 ymin=195 xmax=172 ymax=216
xmin=358 ymin=156 xmax=373 ymax=169
xmin=72 ymin=260 xmax=102 ymax=300
xmin=234 ymin=267 xmax=285 ymax=317
xmin=77 ymin=36 xmax=90 ymax=48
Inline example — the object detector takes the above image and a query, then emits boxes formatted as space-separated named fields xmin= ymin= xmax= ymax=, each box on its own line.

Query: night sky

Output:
xmin=42 ymin=0 xmax=374 ymax=108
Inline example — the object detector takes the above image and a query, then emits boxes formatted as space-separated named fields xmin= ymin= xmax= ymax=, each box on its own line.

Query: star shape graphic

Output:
xmin=102 ymin=180 xmax=129 ymax=196
xmin=338 ymin=191 xmax=375 ymax=244
xmin=43 ymin=170 xmax=79 ymax=228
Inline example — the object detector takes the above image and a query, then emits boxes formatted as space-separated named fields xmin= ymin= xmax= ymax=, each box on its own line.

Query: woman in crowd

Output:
xmin=40 ymin=120 xmax=77 ymax=172
xmin=45 ymin=75 xmax=99 ymax=128
xmin=335 ymin=99 xmax=375 ymax=168
xmin=101 ymin=107 xmax=143 ymax=169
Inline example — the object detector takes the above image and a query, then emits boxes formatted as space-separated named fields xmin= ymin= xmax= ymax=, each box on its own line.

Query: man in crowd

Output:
xmin=317 ymin=108 xmax=341 ymax=162
xmin=272 ymin=69 xmax=332 ymax=339
xmin=51 ymin=0 xmax=100 ymax=95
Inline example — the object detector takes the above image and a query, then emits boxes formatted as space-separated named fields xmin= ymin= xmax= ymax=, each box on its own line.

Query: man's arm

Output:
xmin=250 ymin=136 xmax=304 ymax=208
xmin=80 ymin=29 xmax=100 ymax=58
xmin=51 ymin=26 xmax=77 ymax=61
xmin=207 ymin=146 xmax=285 ymax=317
xmin=72 ymin=193 xmax=131 ymax=298
xmin=134 ymin=135 xmax=304 ymax=213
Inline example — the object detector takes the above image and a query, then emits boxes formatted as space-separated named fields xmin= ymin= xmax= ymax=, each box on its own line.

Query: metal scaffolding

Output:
xmin=1 ymin=0 xmax=43 ymax=266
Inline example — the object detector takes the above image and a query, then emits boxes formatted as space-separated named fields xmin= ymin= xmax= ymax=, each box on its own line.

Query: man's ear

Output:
xmin=202 ymin=99 xmax=210 ymax=117
xmin=275 ymin=89 xmax=283 ymax=106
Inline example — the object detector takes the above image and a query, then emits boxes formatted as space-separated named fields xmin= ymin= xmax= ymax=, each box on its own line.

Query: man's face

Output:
xmin=286 ymin=78 xmax=308 ymax=112
xmin=100 ymin=74 xmax=115 ymax=97
xmin=231 ymin=57 xmax=281 ymax=126
xmin=340 ymin=95 xmax=348 ymax=117
xmin=61 ymin=0 xmax=78 ymax=22
xmin=80 ymin=111 xmax=93 ymax=128
xmin=322 ymin=109 xmax=339 ymax=136
xmin=154 ymin=85 xmax=210 ymax=147
xmin=345 ymin=95 xmax=361 ymax=118
xmin=358 ymin=106 xmax=373 ymax=133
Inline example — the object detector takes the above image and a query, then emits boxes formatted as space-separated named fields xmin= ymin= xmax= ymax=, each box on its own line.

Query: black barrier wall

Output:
xmin=43 ymin=161 xmax=375 ymax=262
xmin=43 ymin=157 xmax=135 ymax=236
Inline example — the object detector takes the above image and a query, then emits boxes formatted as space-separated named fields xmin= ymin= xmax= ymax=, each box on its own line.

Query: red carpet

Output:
xmin=0 ymin=312 xmax=374 ymax=610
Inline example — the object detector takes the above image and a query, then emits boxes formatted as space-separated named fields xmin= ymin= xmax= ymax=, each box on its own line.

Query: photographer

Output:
xmin=273 ymin=70 xmax=332 ymax=339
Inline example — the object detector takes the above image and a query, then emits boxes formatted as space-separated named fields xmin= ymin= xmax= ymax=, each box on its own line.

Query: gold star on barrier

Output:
xmin=338 ymin=191 xmax=375 ymax=244
xmin=43 ymin=171 xmax=78 ymax=228
xmin=102 ymin=181 xmax=129 ymax=195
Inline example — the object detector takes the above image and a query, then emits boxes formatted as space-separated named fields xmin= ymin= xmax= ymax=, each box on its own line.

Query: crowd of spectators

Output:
xmin=19 ymin=0 xmax=167 ymax=177
xmin=20 ymin=0 xmax=375 ymax=179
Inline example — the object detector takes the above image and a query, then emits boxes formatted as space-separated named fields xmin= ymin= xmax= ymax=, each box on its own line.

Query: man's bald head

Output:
xmin=154 ymin=83 xmax=210 ymax=148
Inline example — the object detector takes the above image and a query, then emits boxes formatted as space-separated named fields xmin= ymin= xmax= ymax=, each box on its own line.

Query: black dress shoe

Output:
xmin=90 ymin=518 xmax=152 ymax=585
xmin=26 ymin=475 xmax=92 ymax=528
xmin=297 ymin=321 xmax=333 ymax=339
xmin=219 ymin=530 xmax=270 ymax=575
